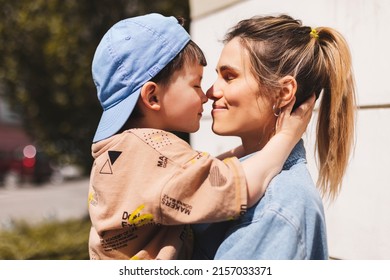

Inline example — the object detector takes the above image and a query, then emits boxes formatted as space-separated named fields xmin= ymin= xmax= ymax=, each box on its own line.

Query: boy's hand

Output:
xmin=275 ymin=95 xmax=316 ymax=141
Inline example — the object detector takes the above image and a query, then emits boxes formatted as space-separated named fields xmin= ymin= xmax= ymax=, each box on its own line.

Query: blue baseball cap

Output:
xmin=92 ymin=13 xmax=191 ymax=142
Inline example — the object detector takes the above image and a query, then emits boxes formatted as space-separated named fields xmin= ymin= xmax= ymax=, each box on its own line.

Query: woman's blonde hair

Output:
xmin=224 ymin=14 xmax=356 ymax=199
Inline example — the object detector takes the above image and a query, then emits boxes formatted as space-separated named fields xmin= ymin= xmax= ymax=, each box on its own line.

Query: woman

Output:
xmin=192 ymin=14 xmax=356 ymax=259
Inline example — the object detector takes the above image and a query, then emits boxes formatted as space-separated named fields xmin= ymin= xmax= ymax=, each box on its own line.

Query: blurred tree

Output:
xmin=0 ymin=0 xmax=190 ymax=173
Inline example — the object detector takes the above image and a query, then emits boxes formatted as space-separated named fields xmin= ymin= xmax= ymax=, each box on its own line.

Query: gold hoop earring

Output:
xmin=272 ymin=104 xmax=281 ymax=117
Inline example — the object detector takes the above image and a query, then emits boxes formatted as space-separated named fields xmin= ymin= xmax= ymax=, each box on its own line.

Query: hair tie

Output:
xmin=310 ymin=28 xmax=319 ymax=39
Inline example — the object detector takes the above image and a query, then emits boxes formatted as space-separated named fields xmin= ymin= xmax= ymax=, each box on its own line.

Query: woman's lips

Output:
xmin=212 ymin=104 xmax=227 ymax=114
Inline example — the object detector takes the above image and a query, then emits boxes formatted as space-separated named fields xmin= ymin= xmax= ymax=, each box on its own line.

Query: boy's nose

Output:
xmin=200 ymin=89 xmax=208 ymax=104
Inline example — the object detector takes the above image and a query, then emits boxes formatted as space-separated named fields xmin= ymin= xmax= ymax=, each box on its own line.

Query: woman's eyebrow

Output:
xmin=216 ymin=65 xmax=239 ymax=73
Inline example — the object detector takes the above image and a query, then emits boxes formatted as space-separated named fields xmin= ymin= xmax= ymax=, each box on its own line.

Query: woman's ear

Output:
xmin=276 ymin=75 xmax=297 ymax=107
xmin=139 ymin=81 xmax=161 ymax=111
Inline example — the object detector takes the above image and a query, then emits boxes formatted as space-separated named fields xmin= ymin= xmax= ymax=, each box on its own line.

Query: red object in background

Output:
xmin=23 ymin=157 xmax=36 ymax=168
xmin=0 ymin=124 xmax=53 ymax=186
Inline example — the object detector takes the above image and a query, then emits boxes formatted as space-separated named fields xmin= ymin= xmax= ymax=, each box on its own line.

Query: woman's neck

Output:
xmin=241 ymin=130 xmax=274 ymax=156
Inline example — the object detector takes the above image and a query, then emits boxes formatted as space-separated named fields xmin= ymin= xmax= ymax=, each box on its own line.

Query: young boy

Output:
xmin=88 ymin=13 xmax=313 ymax=260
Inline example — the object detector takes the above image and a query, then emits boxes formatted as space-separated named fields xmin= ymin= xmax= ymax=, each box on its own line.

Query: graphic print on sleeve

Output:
xmin=100 ymin=150 xmax=122 ymax=174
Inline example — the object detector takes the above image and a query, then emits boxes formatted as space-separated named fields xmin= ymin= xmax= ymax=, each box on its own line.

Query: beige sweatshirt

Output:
xmin=88 ymin=128 xmax=247 ymax=260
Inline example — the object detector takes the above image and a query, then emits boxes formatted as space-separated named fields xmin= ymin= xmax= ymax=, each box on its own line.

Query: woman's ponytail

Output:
xmin=315 ymin=27 xmax=356 ymax=199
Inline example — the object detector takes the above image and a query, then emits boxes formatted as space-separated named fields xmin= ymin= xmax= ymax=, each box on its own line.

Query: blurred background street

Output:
xmin=0 ymin=178 xmax=89 ymax=230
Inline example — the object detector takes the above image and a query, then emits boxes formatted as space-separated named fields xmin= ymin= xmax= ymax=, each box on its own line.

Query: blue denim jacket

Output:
xmin=192 ymin=140 xmax=328 ymax=260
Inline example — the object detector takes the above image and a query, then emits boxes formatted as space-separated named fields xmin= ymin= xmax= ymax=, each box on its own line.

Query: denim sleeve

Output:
xmin=214 ymin=208 xmax=306 ymax=260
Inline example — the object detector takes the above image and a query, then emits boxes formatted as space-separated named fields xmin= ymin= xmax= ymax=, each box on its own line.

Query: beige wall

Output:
xmin=189 ymin=0 xmax=242 ymax=19
xmin=189 ymin=0 xmax=390 ymax=259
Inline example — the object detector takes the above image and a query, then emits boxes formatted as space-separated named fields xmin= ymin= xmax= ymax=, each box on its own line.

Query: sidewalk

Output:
xmin=0 ymin=178 xmax=89 ymax=230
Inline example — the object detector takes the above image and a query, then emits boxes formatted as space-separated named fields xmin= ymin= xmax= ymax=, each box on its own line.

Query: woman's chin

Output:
xmin=212 ymin=125 xmax=234 ymax=136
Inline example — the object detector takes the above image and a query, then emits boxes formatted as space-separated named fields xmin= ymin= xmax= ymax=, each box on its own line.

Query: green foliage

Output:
xmin=0 ymin=218 xmax=91 ymax=260
xmin=0 ymin=0 xmax=190 ymax=173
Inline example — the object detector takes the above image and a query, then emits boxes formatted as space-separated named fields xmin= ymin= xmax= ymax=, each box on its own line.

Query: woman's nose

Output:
xmin=206 ymin=85 xmax=223 ymax=100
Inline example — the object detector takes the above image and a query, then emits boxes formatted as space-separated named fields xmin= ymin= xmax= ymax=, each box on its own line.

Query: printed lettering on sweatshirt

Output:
xmin=121 ymin=204 xmax=154 ymax=228
xmin=161 ymin=194 xmax=192 ymax=215
xmin=100 ymin=230 xmax=137 ymax=252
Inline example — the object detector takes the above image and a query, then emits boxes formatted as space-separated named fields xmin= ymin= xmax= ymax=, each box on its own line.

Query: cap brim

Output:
xmin=93 ymin=88 xmax=141 ymax=142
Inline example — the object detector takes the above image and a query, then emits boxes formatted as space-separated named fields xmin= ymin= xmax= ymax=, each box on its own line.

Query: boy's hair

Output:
xmin=92 ymin=13 xmax=192 ymax=143
xmin=151 ymin=40 xmax=207 ymax=86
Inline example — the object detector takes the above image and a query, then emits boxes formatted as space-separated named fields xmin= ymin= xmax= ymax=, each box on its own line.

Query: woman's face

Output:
xmin=207 ymin=37 xmax=275 ymax=147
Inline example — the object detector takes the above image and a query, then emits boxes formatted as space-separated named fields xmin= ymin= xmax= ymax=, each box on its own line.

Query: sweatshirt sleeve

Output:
xmin=158 ymin=152 xmax=248 ymax=225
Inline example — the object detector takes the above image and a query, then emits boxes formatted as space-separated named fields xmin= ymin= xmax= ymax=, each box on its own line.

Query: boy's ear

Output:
xmin=276 ymin=75 xmax=297 ymax=108
xmin=140 ymin=81 xmax=161 ymax=111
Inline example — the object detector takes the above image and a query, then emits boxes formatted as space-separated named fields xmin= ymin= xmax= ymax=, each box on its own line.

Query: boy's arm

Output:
xmin=217 ymin=145 xmax=245 ymax=160
xmin=242 ymin=95 xmax=315 ymax=207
